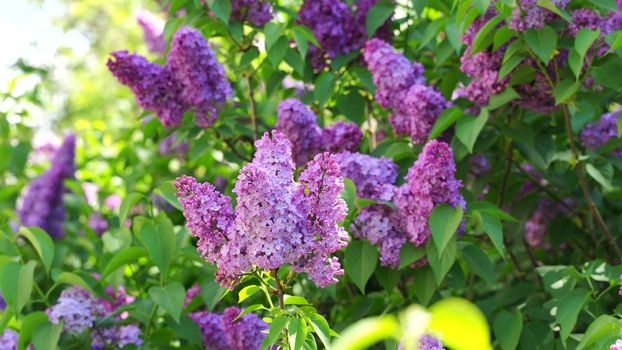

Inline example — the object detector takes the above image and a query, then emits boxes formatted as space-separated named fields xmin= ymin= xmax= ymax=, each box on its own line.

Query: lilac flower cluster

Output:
xmin=469 ymin=154 xmax=491 ymax=177
xmin=398 ymin=334 xmax=445 ymax=350
xmin=159 ymin=132 xmax=190 ymax=158
xmin=363 ymin=39 xmax=450 ymax=143
xmin=88 ymin=213 xmax=108 ymax=235
xmin=394 ymin=140 xmax=466 ymax=246
xmin=175 ymin=131 xmax=348 ymax=288
xmin=580 ymin=110 xmax=622 ymax=158
xmin=509 ymin=0 xmax=569 ymax=32
xmin=611 ymin=339 xmax=622 ymax=350
xmin=334 ymin=151 xmax=398 ymax=201
xmin=108 ymin=26 xmax=232 ymax=128
xmin=136 ymin=10 xmax=166 ymax=54
xmin=276 ymin=98 xmax=363 ymax=165
xmin=230 ymin=0 xmax=273 ymax=26
xmin=190 ymin=307 xmax=268 ymax=350
xmin=351 ymin=205 xmax=405 ymax=268
xmin=524 ymin=198 xmax=572 ymax=247
xmin=0 ymin=329 xmax=18 ymax=350
xmin=18 ymin=134 xmax=76 ymax=239
xmin=298 ymin=0 xmax=392 ymax=69
xmin=47 ymin=286 xmax=102 ymax=333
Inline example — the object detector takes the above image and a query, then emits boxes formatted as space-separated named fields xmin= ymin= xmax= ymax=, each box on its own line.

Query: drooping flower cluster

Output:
xmin=581 ymin=110 xmax=622 ymax=158
xmin=108 ymin=26 xmax=232 ymax=128
xmin=175 ymin=131 xmax=348 ymax=288
xmin=363 ymin=39 xmax=450 ymax=143
xmin=298 ymin=0 xmax=392 ymax=69
xmin=136 ymin=10 xmax=166 ymax=54
xmin=230 ymin=0 xmax=273 ymax=26
xmin=394 ymin=140 xmax=466 ymax=246
xmin=509 ymin=0 xmax=569 ymax=32
xmin=190 ymin=307 xmax=268 ymax=350
xmin=0 ymin=329 xmax=19 ymax=350
xmin=351 ymin=205 xmax=405 ymax=268
xmin=334 ymin=151 xmax=398 ymax=201
xmin=18 ymin=134 xmax=76 ymax=239
xmin=276 ymin=98 xmax=363 ymax=165
xmin=469 ymin=154 xmax=491 ymax=177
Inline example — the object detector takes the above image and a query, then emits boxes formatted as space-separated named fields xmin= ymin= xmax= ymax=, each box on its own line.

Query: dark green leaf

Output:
xmin=0 ymin=261 xmax=35 ymax=315
xmin=119 ymin=192 xmax=142 ymax=227
xmin=31 ymin=321 xmax=63 ymax=350
xmin=207 ymin=0 xmax=231 ymax=24
xmin=154 ymin=181 xmax=182 ymax=211
xmin=430 ymin=205 xmax=463 ymax=254
xmin=472 ymin=16 xmax=503 ymax=53
xmin=428 ymin=107 xmax=463 ymax=141
xmin=412 ymin=267 xmax=436 ymax=305
xmin=557 ymin=289 xmax=589 ymax=343
xmin=427 ymin=237 xmax=457 ymax=284
xmin=575 ymin=315 xmax=622 ymax=350
xmin=315 ymin=72 xmax=336 ymax=106
xmin=399 ymin=243 xmax=426 ymax=269
xmin=554 ymin=79 xmax=580 ymax=105
xmin=462 ymin=245 xmax=496 ymax=283
xmin=345 ymin=240 xmax=379 ymax=293
xmin=375 ymin=266 xmax=400 ymax=292
xmin=18 ymin=311 xmax=48 ymax=350
xmin=137 ymin=214 xmax=177 ymax=277
xmin=456 ymin=108 xmax=488 ymax=153
xmin=366 ymin=1 xmax=394 ymax=37
xmin=488 ymin=88 xmax=520 ymax=110
xmin=149 ymin=282 xmax=185 ymax=323
xmin=480 ymin=212 xmax=506 ymax=256
xmin=263 ymin=315 xmax=289 ymax=349
xmin=524 ymin=26 xmax=557 ymax=64
xmin=493 ymin=310 xmax=523 ymax=350
xmin=102 ymin=246 xmax=146 ymax=278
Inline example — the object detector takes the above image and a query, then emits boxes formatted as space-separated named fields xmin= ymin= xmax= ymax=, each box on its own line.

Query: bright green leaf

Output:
xmin=31 ymin=320 xmax=63 ymax=350
xmin=238 ymin=285 xmax=260 ymax=303
xmin=102 ymin=246 xmax=146 ymax=278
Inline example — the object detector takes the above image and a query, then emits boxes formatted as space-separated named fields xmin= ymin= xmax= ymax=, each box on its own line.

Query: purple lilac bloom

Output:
xmin=190 ymin=307 xmax=268 ymax=350
xmin=363 ymin=38 xmax=425 ymax=109
xmin=47 ymin=286 xmax=102 ymax=333
xmin=322 ymin=121 xmax=363 ymax=153
xmin=0 ymin=329 xmax=18 ymax=350
xmin=159 ymin=132 xmax=189 ymax=158
xmin=524 ymin=198 xmax=573 ymax=247
xmin=398 ymin=334 xmax=445 ymax=350
xmin=390 ymin=84 xmax=451 ymax=144
xmin=275 ymin=98 xmax=323 ymax=166
xmin=334 ymin=151 xmax=398 ymax=201
xmin=509 ymin=0 xmax=569 ymax=32
xmin=351 ymin=205 xmax=405 ymax=268
xmin=569 ymin=8 xmax=602 ymax=36
xmin=88 ymin=213 xmax=108 ymax=235
xmin=470 ymin=154 xmax=491 ymax=176
xmin=167 ymin=27 xmax=233 ymax=128
xmin=18 ymin=134 xmax=76 ymax=239
xmin=104 ymin=194 xmax=122 ymax=210
xmin=0 ymin=292 xmax=5 ymax=310
xmin=108 ymin=51 xmax=186 ymax=127
xmin=457 ymin=50 xmax=507 ymax=106
xmin=184 ymin=284 xmax=201 ymax=308
xmin=117 ymin=325 xmax=144 ymax=348
xmin=136 ymin=10 xmax=166 ymax=54
xmin=462 ymin=10 xmax=496 ymax=46
xmin=604 ymin=11 xmax=622 ymax=35
xmin=175 ymin=131 xmax=348 ymax=288
xmin=231 ymin=0 xmax=273 ymax=26
xmin=394 ymin=140 xmax=465 ymax=246
xmin=190 ymin=311 xmax=229 ymax=350
xmin=611 ymin=339 xmax=622 ymax=350
xmin=92 ymin=325 xmax=143 ymax=350
xmin=581 ymin=110 xmax=622 ymax=158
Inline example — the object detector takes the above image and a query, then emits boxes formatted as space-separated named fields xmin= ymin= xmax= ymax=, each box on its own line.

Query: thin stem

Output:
xmin=144 ymin=303 xmax=158 ymax=345
xmin=522 ymin=239 xmax=543 ymax=287
xmin=247 ymin=75 xmax=259 ymax=142
xmin=271 ymin=269 xmax=289 ymax=348
xmin=562 ymin=105 xmax=622 ymax=258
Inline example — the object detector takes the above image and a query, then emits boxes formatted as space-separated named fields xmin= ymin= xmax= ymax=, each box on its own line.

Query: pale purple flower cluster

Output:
xmin=581 ymin=110 xmax=622 ymax=158
xmin=363 ymin=39 xmax=450 ymax=143
xmin=334 ymin=152 xmax=398 ymax=201
xmin=611 ymin=339 xmax=622 ymax=350
xmin=136 ymin=10 xmax=166 ymax=54
xmin=108 ymin=27 xmax=232 ymax=128
xmin=276 ymin=99 xmax=362 ymax=165
xmin=88 ymin=213 xmax=108 ymax=235
xmin=159 ymin=132 xmax=189 ymax=158
xmin=0 ymin=329 xmax=18 ymax=350
xmin=175 ymin=131 xmax=348 ymax=288
xmin=18 ymin=134 xmax=76 ymax=239
xmin=509 ymin=0 xmax=568 ymax=32
xmin=184 ymin=284 xmax=202 ymax=308
xmin=394 ymin=140 xmax=465 ymax=246
xmin=568 ymin=8 xmax=602 ymax=36
xmin=231 ymin=0 xmax=273 ymax=26
xmin=351 ymin=205 xmax=405 ymax=268
xmin=47 ymin=286 xmax=102 ymax=333
xmin=398 ymin=334 xmax=445 ymax=350
xmin=92 ymin=325 xmax=143 ymax=350
xmin=298 ymin=0 xmax=392 ymax=69
xmin=190 ymin=307 xmax=268 ymax=350
xmin=470 ymin=154 xmax=491 ymax=177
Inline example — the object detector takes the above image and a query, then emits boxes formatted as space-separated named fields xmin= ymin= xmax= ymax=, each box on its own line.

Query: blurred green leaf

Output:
xmin=427 ymin=236 xmax=457 ymax=284
xmin=429 ymin=298 xmax=491 ymax=350
xmin=19 ymin=226 xmax=54 ymax=274
xmin=366 ymin=1 xmax=393 ymax=37
xmin=31 ymin=320 xmax=63 ymax=350
xmin=149 ymin=282 xmax=185 ymax=323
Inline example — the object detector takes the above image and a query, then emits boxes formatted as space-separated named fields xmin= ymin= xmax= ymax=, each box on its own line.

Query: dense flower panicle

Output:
xmin=604 ymin=11 xmax=622 ymax=35
xmin=190 ymin=307 xmax=268 ymax=350
xmin=456 ymin=49 xmax=507 ymax=106
xmin=334 ymin=152 xmax=398 ymax=201
xmin=184 ymin=284 xmax=201 ymax=307
xmin=159 ymin=132 xmax=189 ymax=158
xmin=568 ymin=8 xmax=602 ymax=36
xmin=136 ymin=10 xmax=166 ymax=54
xmin=470 ymin=154 xmax=491 ymax=176
xmin=167 ymin=27 xmax=233 ymax=128
xmin=391 ymin=84 xmax=451 ymax=144
xmin=461 ymin=10 xmax=496 ymax=46
xmin=47 ymin=286 xmax=101 ymax=333
xmin=351 ymin=205 xmax=405 ymax=268
xmin=276 ymin=98 xmax=323 ymax=166
xmin=18 ymin=134 xmax=76 ymax=239
xmin=580 ymin=110 xmax=622 ymax=158
xmin=512 ymin=70 xmax=555 ymax=114
xmin=176 ymin=131 xmax=348 ymax=288
xmin=509 ymin=0 xmax=568 ymax=32
xmin=611 ymin=339 xmax=622 ymax=350
xmin=394 ymin=140 xmax=465 ymax=246
xmin=231 ymin=0 xmax=273 ymax=26
xmin=92 ymin=325 xmax=143 ymax=350
xmin=363 ymin=38 xmax=425 ymax=109
xmin=88 ymin=213 xmax=108 ymax=235
xmin=0 ymin=329 xmax=18 ymax=350
xmin=322 ymin=121 xmax=363 ymax=153
xmin=107 ymin=51 xmax=185 ymax=127
xmin=418 ymin=334 xmax=446 ymax=350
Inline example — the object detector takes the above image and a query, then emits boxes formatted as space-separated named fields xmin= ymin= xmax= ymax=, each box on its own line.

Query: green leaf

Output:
xmin=473 ymin=0 xmax=491 ymax=14
xmin=575 ymin=315 xmax=622 ymax=350
xmin=289 ymin=318 xmax=308 ymax=350
xmin=31 ymin=320 xmax=63 ymax=350
xmin=480 ymin=212 xmax=506 ymax=257
xmin=493 ymin=310 xmax=523 ymax=350
xmin=302 ymin=309 xmax=332 ymax=350
xmin=618 ymin=113 xmax=622 ymax=136
xmin=365 ymin=1 xmax=394 ymax=37
xmin=119 ymin=192 xmax=142 ymax=227
xmin=471 ymin=16 xmax=503 ymax=53
xmin=207 ymin=0 xmax=231 ymax=24
xmin=200 ymin=279 xmax=226 ymax=311
xmin=54 ymin=272 xmax=94 ymax=294
xmin=399 ymin=243 xmax=426 ymax=269
xmin=430 ymin=205 xmax=463 ymax=255
xmin=586 ymin=163 xmax=614 ymax=191
xmin=456 ymin=108 xmax=488 ymax=153
xmin=149 ymin=282 xmax=185 ymax=323
xmin=234 ymin=303 xmax=267 ymax=320
xmin=470 ymin=201 xmax=518 ymax=222
xmin=0 ymin=261 xmax=36 ymax=315
xmin=167 ymin=314 xmax=203 ymax=343
xmin=412 ymin=267 xmax=436 ymax=306
xmin=428 ymin=298 xmax=491 ymax=350
xmin=462 ymin=245 xmax=496 ymax=283
xmin=102 ymin=246 xmax=146 ymax=278
xmin=154 ymin=181 xmax=182 ymax=211
xmin=336 ymin=90 xmax=365 ymax=125
xmin=345 ymin=240 xmax=379 ymax=293
xmin=499 ymin=54 xmax=524 ymax=79
xmin=332 ymin=315 xmax=401 ymax=350
xmin=557 ymin=289 xmax=589 ymax=343
xmin=537 ymin=0 xmax=571 ymax=21
xmin=524 ymin=26 xmax=557 ymax=64
xmin=509 ymin=64 xmax=536 ymax=85
xmin=427 ymin=237 xmax=457 ymax=285
xmin=568 ymin=49 xmax=583 ymax=78
xmin=238 ymin=285 xmax=260 ymax=303
xmin=262 ymin=315 xmax=289 ymax=349
xmin=428 ymin=107 xmax=463 ymax=141
xmin=592 ymin=58 xmax=622 ymax=89
xmin=19 ymin=226 xmax=54 ymax=274
xmin=493 ymin=26 xmax=515 ymax=52
xmin=375 ymin=266 xmax=400 ymax=292
xmin=553 ymin=79 xmax=581 ymax=105
xmin=575 ymin=28 xmax=600 ymax=57
xmin=137 ymin=214 xmax=177 ymax=277
xmin=18 ymin=311 xmax=48 ymax=350
xmin=268 ymin=37 xmax=289 ymax=68
xmin=315 ymin=72 xmax=336 ymax=106
xmin=341 ymin=178 xmax=357 ymax=213
xmin=284 ymin=295 xmax=310 ymax=305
